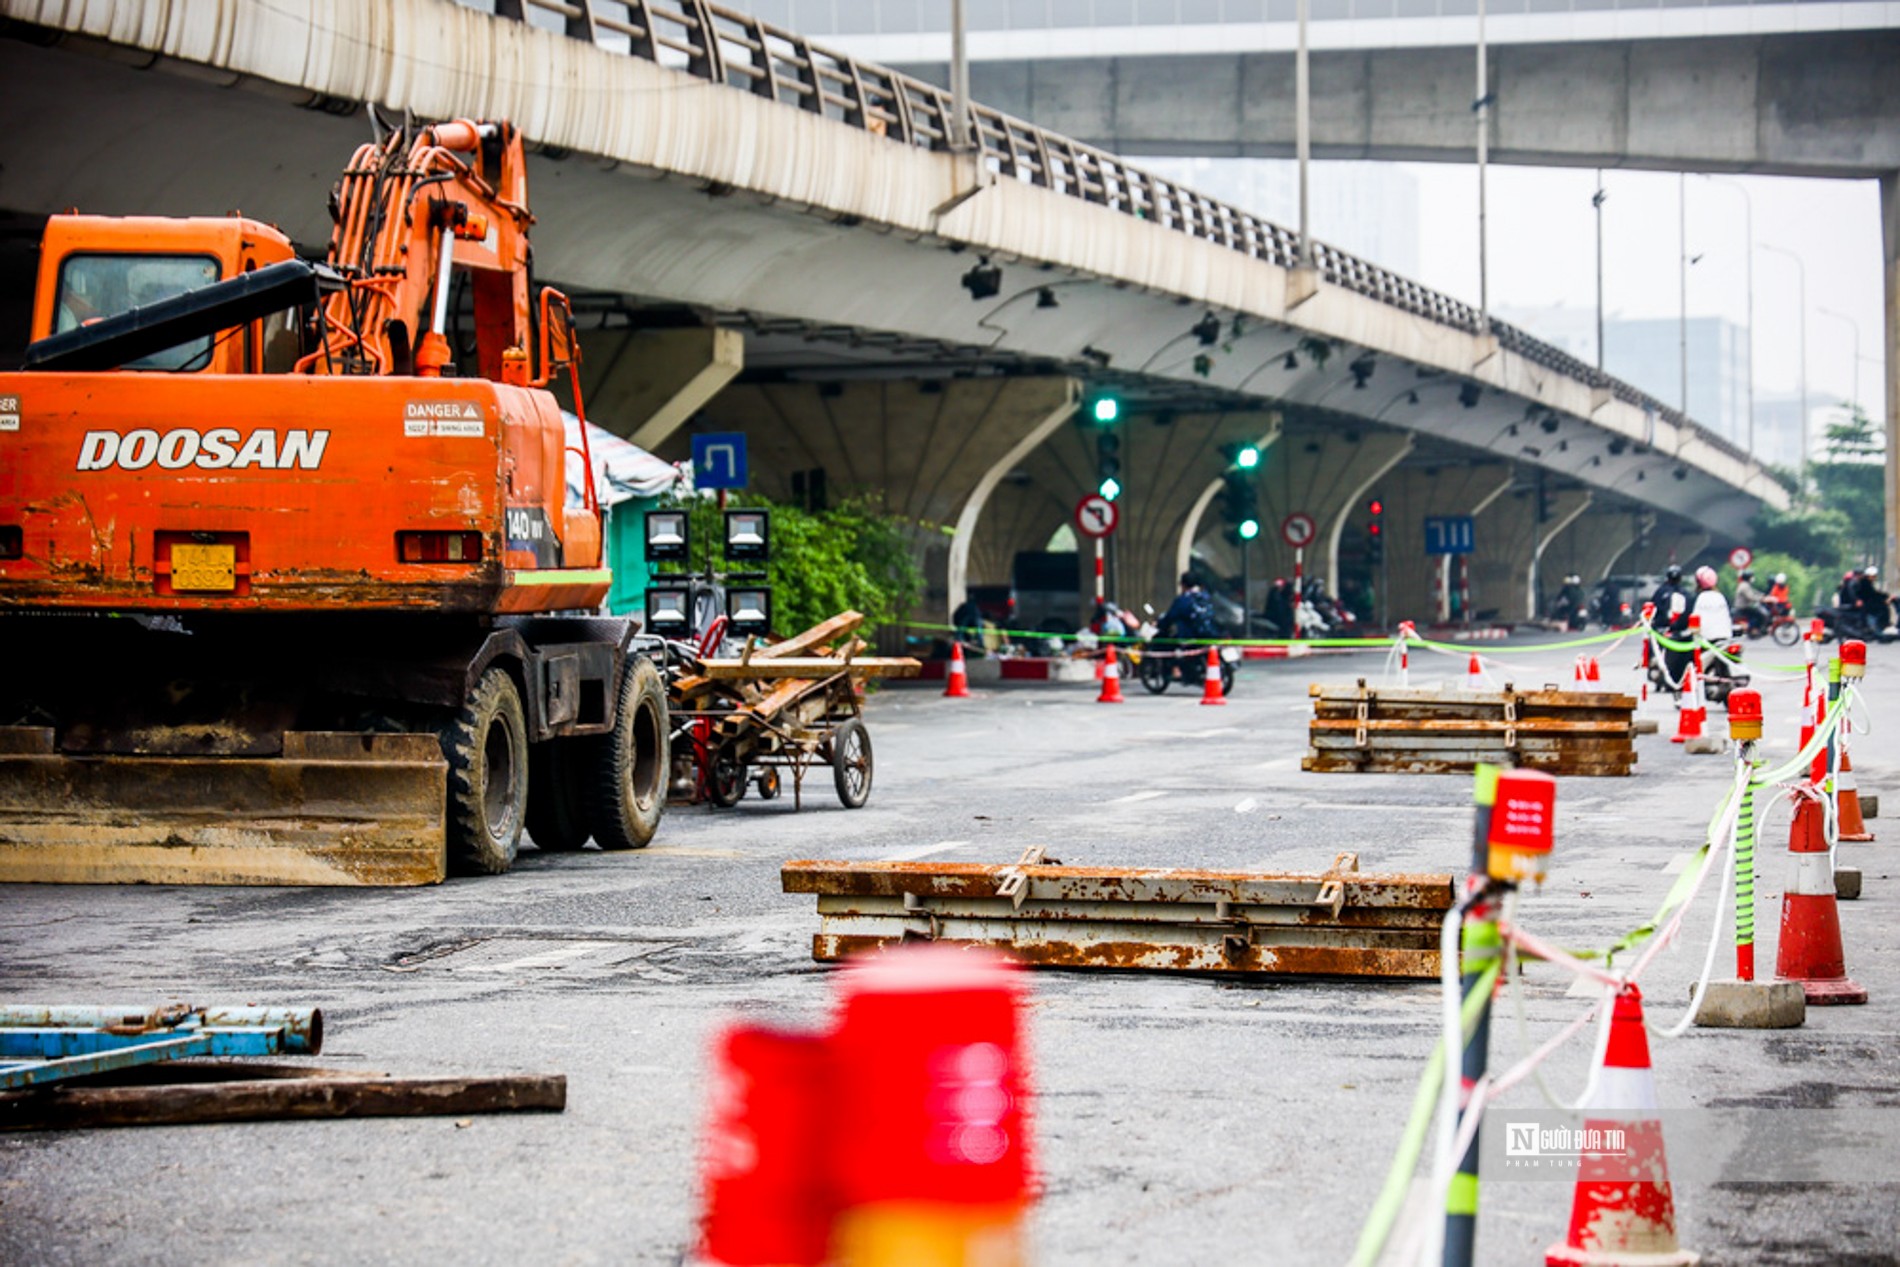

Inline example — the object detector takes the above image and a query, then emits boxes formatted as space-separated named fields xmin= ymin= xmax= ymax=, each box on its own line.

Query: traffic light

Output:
xmin=1096 ymin=430 xmax=1122 ymax=501
xmin=1366 ymin=496 xmax=1385 ymax=564
xmin=1235 ymin=444 xmax=1261 ymax=470
xmin=1220 ymin=469 xmax=1260 ymax=544
xmin=1090 ymin=393 xmax=1121 ymax=425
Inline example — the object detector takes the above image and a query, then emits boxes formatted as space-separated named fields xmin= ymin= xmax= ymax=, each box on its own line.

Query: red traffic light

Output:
xmin=1367 ymin=522 xmax=1382 ymax=537
xmin=1367 ymin=499 xmax=1384 ymax=516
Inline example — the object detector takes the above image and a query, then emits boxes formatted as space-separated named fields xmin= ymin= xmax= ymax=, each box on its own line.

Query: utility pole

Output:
xmin=1817 ymin=307 xmax=1862 ymax=415
xmin=1475 ymin=0 xmax=1490 ymax=330
xmin=1593 ymin=172 xmax=1607 ymax=373
xmin=949 ymin=0 xmax=972 ymax=153
xmin=1297 ymin=0 xmax=1311 ymax=265
xmin=1761 ymin=244 xmax=1809 ymax=478
xmin=1679 ymin=173 xmax=1689 ymax=415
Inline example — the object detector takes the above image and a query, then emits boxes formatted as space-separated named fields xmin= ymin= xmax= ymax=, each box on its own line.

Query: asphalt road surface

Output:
xmin=3 ymin=636 xmax=1897 ymax=1265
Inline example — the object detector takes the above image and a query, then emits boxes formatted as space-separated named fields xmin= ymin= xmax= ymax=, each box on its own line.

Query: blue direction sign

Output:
xmin=692 ymin=432 xmax=748 ymax=490
xmin=1424 ymin=515 xmax=1475 ymax=556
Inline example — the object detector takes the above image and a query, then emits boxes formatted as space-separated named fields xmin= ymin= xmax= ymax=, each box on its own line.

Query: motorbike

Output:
xmin=1814 ymin=605 xmax=1899 ymax=645
xmin=1740 ymin=601 xmax=1802 ymax=648
xmin=1132 ymin=638 xmax=1238 ymax=696
xmin=1648 ymin=636 xmax=1749 ymax=706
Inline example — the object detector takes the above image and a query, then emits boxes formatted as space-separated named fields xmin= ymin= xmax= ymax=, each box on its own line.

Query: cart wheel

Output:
xmin=830 ymin=719 xmax=873 ymax=809
xmin=709 ymin=754 xmax=747 ymax=808
xmin=756 ymin=768 xmax=781 ymax=800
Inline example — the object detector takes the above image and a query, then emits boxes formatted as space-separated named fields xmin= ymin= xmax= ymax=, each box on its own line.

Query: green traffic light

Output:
xmin=1236 ymin=446 xmax=1260 ymax=469
xmin=1099 ymin=476 xmax=1122 ymax=501
xmin=1092 ymin=396 xmax=1120 ymax=424
xmin=1239 ymin=518 xmax=1260 ymax=540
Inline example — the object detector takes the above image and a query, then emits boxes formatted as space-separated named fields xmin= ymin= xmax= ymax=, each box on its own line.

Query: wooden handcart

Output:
xmin=665 ymin=612 xmax=919 ymax=809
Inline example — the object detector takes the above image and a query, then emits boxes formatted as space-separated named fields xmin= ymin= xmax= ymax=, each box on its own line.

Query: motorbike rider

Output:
xmin=1649 ymin=565 xmax=1692 ymax=689
xmin=1156 ymin=572 xmax=1220 ymax=677
xmin=1262 ymin=577 xmax=1296 ymax=639
xmin=1690 ymin=565 xmax=1733 ymax=641
xmin=1852 ymin=565 xmax=1897 ymax=635
xmin=1766 ymin=573 xmax=1791 ymax=614
xmin=1733 ymin=569 xmax=1768 ymax=636
xmin=1551 ymin=574 xmax=1588 ymax=630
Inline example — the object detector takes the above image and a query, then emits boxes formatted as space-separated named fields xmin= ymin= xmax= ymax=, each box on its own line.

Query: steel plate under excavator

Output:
xmin=781 ymin=855 xmax=1454 ymax=979
xmin=0 ymin=728 xmax=447 ymax=886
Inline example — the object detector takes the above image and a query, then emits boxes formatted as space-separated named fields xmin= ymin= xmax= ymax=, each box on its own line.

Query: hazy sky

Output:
xmin=1390 ymin=161 xmax=1886 ymax=419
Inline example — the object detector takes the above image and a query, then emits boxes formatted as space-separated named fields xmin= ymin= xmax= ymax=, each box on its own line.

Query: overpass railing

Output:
xmin=484 ymin=0 xmax=1754 ymax=472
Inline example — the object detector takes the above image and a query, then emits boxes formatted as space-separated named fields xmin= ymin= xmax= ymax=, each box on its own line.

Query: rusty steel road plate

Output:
xmin=781 ymin=856 xmax=1455 ymax=979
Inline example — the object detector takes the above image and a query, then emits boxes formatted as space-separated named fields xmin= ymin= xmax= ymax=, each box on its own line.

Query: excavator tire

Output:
xmin=445 ymin=666 xmax=529 ymax=875
xmin=526 ymin=740 xmax=592 ymax=852
xmin=588 ymin=655 xmax=668 ymax=850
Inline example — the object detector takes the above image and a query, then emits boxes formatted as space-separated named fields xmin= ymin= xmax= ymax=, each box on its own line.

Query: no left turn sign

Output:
xmin=1075 ymin=494 xmax=1119 ymax=539
xmin=1728 ymin=547 xmax=1753 ymax=570
xmin=1281 ymin=512 xmax=1317 ymax=549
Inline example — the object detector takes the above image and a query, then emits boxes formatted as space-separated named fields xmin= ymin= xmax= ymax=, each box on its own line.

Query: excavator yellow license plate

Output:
xmin=170 ymin=544 xmax=235 ymax=592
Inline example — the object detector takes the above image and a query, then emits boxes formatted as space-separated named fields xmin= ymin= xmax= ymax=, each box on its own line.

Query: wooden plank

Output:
xmin=1303 ymin=754 xmax=1634 ymax=776
xmin=1308 ymin=684 xmax=1635 ymax=708
xmin=699 ymin=657 xmax=919 ymax=681
xmin=1309 ymin=718 xmax=1633 ymax=736
xmin=0 ymin=1072 xmax=566 ymax=1130
xmin=751 ymin=611 xmax=865 ymax=660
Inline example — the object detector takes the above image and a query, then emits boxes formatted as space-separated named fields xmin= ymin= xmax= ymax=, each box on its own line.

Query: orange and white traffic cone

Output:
xmin=1586 ymin=656 xmax=1602 ymax=685
xmin=1774 ymin=794 xmax=1868 ymax=1005
xmin=1464 ymin=654 xmax=1486 ymax=691
xmin=1670 ymin=662 xmax=1705 ymax=745
xmin=1837 ymin=749 xmax=1875 ymax=842
xmin=1545 ymin=986 xmax=1699 ymax=1267
xmin=943 ymin=643 xmax=971 ymax=699
xmin=1198 ymin=647 xmax=1227 ymax=706
xmin=1097 ymin=647 xmax=1125 ymax=704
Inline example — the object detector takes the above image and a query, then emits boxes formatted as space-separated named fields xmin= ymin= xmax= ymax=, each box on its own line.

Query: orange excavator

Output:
xmin=0 ymin=119 xmax=669 ymax=884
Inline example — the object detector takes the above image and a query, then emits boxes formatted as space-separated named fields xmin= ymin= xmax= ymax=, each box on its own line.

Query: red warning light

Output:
xmin=1367 ymin=523 xmax=1382 ymax=537
xmin=1367 ymin=499 xmax=1384 ymax=516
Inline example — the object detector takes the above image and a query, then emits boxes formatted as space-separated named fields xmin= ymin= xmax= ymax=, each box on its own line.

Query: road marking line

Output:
xmin=883 ymin=840 xmax=973 ymax=861
xmin=1234 ymin=797 xmax=1258 ymax=814
xmin=465 ymin=942 xmax=604 ymax=973
xmin=1108 ymin=790 xmax=1169 ymax=805
xmin=634 ymin=847 xmax=749 ymax=859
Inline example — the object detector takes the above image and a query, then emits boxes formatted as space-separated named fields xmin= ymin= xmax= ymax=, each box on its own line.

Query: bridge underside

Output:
xmin=0 ymin=20 xmax=1772 ymax=630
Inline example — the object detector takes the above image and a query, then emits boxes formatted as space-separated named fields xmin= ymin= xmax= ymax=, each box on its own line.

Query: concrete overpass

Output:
xmin=0 ymin=0 xmax=1783 ymax=628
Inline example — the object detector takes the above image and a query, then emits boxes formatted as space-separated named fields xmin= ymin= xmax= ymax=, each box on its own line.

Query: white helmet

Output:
xmin=1775 ymin=573 xmax=1787 ymax=584
xmin=1865 ymin=565 xmax=1879 ymax=579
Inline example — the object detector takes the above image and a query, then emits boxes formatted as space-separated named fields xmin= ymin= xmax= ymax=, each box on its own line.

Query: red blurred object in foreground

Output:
xmin=831 ymin=946 xmax=1035 ymax=1267
xmin=699 ymin=1027 xmax=835 ymax=1266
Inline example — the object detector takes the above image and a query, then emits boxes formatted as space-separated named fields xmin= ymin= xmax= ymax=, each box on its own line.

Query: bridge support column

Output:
xmin=1528 ymin=492 xmax=1594 ymax=620
xmin=668 ymin=376 xmax=1079 ymax=624
xmin=583 ymin=327 xmax=744 ymax=450
xmin=1012 ymin=410 xmax=1283 ymax=618
xmin=1374 ymin=461 xmax=1512 ymax=626
xmin=1325 ymin=433 xmax=1414 ymax=599
xmin=1883 ymin=170 xmax=1898 ymax=582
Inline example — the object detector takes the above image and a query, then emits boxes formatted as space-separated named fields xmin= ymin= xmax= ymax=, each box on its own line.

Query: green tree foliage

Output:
xmin=1747 ymin=404 xmax=1886 ymax=577
xmin=679 ymin=494 xmax=923 ymax=640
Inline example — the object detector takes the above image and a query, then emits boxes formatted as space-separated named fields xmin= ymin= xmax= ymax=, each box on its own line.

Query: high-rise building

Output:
xmin=1500 ymin=305 xmax=1753 ymax=450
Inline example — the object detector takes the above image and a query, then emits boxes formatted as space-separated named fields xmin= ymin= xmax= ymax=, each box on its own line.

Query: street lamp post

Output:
xmin=1475 ymin=0 xmax=1490 ymax=330
xmin=1702 ymin=175 xmax=1756 ymax=457
xmin=949 ymin=0 xmax=971 ymax=153
xmin=1817 ymin=307 xmax=1862 ymax=415
xmin=1760 ymin=244 xmax=1809 ymax=475
xmin=1297 ymin=0 xmax=1310 ymax=265
xmin=1593 ymin=172 xmax=1607 ymax=373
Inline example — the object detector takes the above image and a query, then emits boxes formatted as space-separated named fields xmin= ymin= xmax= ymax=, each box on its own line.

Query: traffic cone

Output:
xmin=1545 ymin=986 xmax=1699 ymax=1267
xmin=1572 ymin=655 xmax=1588 ymax=691
xmin=1198 ymin=647 xmax=1227 ymax=706
xmin=1774 ymin=795 xmax=1868 ymax=1005
xmin=1586 ymin=656 xmax=1602 ymax=684
xmin=1670 ymin=662 xmax=1704 ymax=745
xmin=943 ymin=643 xmax=971 ymax=699
xmin=1837 ymin=749 xmax=1875 ymax=842
xmin=1464 ymin=654 xmax=1486 ymax=692
xmin=1097 ymin=647 xmax=1125 ymax=704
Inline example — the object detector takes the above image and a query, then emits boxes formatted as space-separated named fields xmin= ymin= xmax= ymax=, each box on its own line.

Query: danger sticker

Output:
xmin=0 ymin=394 xmax=18 ymax=432
xmin=404 ymin=400 xmax=485 ymax=438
